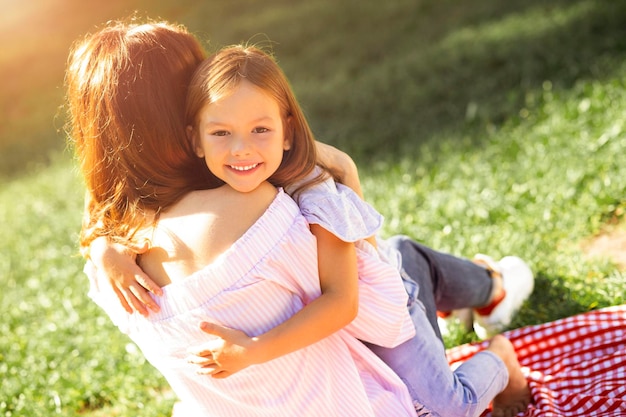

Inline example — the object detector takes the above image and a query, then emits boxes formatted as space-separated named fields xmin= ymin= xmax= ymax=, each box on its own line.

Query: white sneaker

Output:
xmin=473 ymin=255 xmax=534 ymax=339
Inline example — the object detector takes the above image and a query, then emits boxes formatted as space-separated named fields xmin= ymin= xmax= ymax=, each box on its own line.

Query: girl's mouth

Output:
xmin=229 ymin=163 xmax=260 ymax=172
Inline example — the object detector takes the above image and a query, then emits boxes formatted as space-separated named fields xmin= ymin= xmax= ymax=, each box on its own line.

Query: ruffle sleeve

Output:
xmin=294 ymin=175 xmax=383 ymax=243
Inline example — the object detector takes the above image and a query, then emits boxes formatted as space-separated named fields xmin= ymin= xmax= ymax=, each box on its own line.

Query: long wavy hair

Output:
xmin=185 ymin=45 xmax=334 ymax=194
xmin=65 ymin=20 xmax=220 ymax=253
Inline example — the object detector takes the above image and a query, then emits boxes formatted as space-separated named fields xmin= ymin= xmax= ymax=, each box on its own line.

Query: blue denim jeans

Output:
xmin=365 ymin=235 xmax=508 ymax=417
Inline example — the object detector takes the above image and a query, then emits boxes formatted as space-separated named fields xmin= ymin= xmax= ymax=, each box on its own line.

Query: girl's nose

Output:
xmin=230 ymin=134 xmax=252 ymax=156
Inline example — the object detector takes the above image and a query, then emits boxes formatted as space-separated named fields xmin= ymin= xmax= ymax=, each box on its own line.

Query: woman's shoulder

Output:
xmin=169 ymin=182 xmax=281 ymax=237
xmin=142 ymin=183 xmax=283 ymax=282
xmin=173 ymin=182 xmax=278 ymax=215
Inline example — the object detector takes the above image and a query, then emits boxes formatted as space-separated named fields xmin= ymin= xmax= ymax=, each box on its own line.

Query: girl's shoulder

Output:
xmin=295 ymin=172 xmax=383 ymax=243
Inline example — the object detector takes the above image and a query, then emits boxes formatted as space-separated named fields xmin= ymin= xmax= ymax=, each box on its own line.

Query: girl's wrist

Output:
xmin=247 ymin=336 xmax=274 ymax=365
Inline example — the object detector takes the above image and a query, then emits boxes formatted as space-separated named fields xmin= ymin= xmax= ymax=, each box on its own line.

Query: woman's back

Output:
xmin=138 ymin=182 xmax=277 ymax=287
xmin=86 ymin=187 xmax=416 ymax=416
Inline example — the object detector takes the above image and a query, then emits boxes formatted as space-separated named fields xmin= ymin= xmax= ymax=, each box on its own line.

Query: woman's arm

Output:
xmin=187 ymin=224 xmax=359 ymax=378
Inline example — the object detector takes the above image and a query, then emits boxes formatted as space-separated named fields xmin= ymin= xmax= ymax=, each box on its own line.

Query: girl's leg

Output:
xmin=387 ymin=235 xmax=493 ymax=339
xmin=388 ymin=234 xmax=534 ymax=339
xmin=364 ymin=299 xmax=508 ymax=417
xmin=370 ymin=235 xmax=531 ymax=416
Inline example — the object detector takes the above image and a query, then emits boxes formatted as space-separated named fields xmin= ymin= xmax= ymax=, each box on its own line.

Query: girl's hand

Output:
xmin=90 ymin=237 xmax=162 ymax=316
xmin=315 ymin=141 xmax=363 ymax=198
xmin=186 ymin=322 xmax=260 ymax=379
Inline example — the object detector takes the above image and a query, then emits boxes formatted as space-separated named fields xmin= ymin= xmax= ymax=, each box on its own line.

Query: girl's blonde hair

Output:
xmin=185 ymin=45 xmax=330 ymax=192
xmin=65 ymin=20 xmax=219 ymax=253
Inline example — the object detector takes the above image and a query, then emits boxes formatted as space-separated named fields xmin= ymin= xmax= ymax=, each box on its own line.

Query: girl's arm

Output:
xmin=88 ymin=236 xmax=162 ymax=316
xmin=315 ymin=141 xmax=364 ymax=198
xmin=187 ymin=224 xmax=359 ymax=378
xmin=83 ymin=190 xmax=162 ymax=316
xmin=315 ymin=141 xmax=377 ymax=248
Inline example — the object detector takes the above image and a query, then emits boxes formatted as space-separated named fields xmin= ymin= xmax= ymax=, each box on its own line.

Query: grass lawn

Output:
xmin=1 ymin=0 xmax=625 ymax=415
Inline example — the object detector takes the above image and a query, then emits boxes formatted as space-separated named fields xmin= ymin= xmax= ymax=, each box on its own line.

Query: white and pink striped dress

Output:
xmin=86 ymin=188 xmax=416 ymax=417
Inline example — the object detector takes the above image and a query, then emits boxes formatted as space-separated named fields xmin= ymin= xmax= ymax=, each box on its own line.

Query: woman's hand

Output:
xmin=90 ymin=236 xmax=162 ymax=316
xmin=186 ymin=322 xmax=260 ymax=378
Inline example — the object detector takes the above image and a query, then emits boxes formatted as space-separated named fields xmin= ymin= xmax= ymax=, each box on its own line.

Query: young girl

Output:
xmin=68 ymin=20 xmax=417 ymax=417
xmin=178 ymin=44 xmax=419 ymax=376
xmin=178 ymin=44 xmax=531 ymax=417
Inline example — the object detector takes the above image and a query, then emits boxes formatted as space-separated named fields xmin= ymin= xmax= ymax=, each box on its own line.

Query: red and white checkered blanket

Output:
xmin=446 ymin=305 xmax=626 ymax=416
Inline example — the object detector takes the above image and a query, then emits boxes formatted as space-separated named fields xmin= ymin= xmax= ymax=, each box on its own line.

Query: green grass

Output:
xmin=2 ymin=0 xmax=626 ymax=415
xmin=0 ymin=156 xmax=176 ymax=416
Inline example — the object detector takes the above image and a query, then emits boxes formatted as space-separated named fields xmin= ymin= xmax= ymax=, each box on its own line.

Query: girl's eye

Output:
xmin=253 ymin=127 xmax=270 ymax=134
xmin=211 ymin=130 xmax=230 ymax=137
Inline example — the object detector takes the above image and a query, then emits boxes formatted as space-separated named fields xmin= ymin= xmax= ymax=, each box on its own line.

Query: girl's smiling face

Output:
xmin=191 ymin=80 xmax=291 ymax=193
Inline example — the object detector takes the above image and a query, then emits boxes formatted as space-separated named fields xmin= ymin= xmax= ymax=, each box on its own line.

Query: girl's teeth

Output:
xmin=231 ymin=163 xmax=258 ymax=171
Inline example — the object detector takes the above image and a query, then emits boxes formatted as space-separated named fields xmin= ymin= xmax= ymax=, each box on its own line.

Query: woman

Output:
xmin=68 ymin=19 xmax=531 ymax=416
xmin=66 ymin=19 xmax=416 ymax=416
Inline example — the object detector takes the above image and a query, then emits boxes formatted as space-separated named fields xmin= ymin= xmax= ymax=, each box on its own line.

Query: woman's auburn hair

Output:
xmin=65 ymin=19 xmax=219 ymax=253
xmin=185 ymin=44 xmax=333 ymax=194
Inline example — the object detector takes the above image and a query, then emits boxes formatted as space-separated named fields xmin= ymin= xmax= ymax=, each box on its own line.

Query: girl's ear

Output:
xmin=283 ymin=116 xmax=293 ymax=151
xmin=187 ymin=125 xmax=204 ymax=158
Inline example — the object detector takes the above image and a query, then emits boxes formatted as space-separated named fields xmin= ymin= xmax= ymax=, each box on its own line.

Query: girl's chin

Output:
xmin=227 ymin=181 xmax=265 ymax=194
